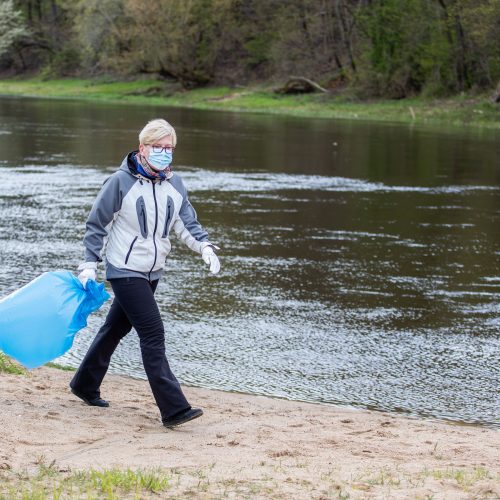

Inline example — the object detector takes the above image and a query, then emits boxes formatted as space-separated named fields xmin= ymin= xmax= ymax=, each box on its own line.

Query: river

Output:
xmin=0 ymin=96 xmax=498 ymax=426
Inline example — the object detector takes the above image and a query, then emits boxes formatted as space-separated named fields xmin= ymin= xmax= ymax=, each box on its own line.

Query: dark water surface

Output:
xmin=0 ymin=97 xmax=499 ymax=426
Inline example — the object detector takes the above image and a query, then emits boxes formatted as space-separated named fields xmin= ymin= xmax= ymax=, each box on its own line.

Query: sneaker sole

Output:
xmin=164 ymin=410 xmax=203 ymax=428
xmin=71 ymin=388 xmax=109 ymax=407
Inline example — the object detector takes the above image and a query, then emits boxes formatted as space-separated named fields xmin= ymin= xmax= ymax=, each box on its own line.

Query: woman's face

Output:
xmin=139 ymin=134 xmax=175 ymax=161
xmin=139 ymin=134 xmax=175 ymax=171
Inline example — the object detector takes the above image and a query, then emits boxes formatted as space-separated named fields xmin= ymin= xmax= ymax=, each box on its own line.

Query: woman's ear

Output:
xmin=138 ymin=144 xmax=146 ymax=155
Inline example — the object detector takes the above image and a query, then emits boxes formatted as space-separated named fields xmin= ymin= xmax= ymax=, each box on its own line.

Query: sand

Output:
xmin=0 ymin=367 xmax=498 ymax=498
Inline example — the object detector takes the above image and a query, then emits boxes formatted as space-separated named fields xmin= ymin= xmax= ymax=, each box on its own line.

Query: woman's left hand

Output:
xmin=202 ymin=246 xmax=220 ymax=274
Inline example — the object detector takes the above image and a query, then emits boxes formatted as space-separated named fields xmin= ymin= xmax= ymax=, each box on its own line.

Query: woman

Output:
xmin=70 ymin=118 xmax=220 ymax=428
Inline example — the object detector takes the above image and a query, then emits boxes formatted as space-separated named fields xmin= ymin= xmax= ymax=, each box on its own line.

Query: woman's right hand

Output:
xmin=77 ymin=262 xmax=97 ymax=288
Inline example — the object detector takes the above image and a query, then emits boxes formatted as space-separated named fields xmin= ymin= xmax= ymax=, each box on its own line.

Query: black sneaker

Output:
xmin=163 ymin=408 xmax=203 ymax=428
xmin=71 ymin=387 xmax=109 ymax=408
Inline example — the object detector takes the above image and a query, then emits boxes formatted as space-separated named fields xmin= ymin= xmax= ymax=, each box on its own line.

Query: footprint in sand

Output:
xmin=268 ymin=450 xmax=298 ymax=458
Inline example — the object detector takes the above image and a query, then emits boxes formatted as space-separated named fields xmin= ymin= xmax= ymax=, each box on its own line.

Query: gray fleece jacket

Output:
xmin=83 ymin=151 xmax=213 ymax=281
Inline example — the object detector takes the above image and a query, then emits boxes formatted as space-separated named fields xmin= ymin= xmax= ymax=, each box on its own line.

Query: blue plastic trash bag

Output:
xmin=0 ymin=271 xmax=110 ymax=369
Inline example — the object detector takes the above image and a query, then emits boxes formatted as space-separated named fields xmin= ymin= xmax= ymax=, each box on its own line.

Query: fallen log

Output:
xmin=275 ymin=76 xmax=328 ymax=94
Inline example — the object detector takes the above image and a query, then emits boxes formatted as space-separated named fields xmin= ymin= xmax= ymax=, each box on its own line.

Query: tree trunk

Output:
xmin=16 ymin=46 xmax=27 ymax=71
xmin=454 ymin=12 xmax=469 ymax=91
xmin=437 ymin=0 xmax=458 ymax=88
xmin=35 ymin=0 xmax=42 ymax=21
xmin=491 ymin=81 xmax=500 ymax=103
xmin=335 ymin=0 xmax=356 ymax=71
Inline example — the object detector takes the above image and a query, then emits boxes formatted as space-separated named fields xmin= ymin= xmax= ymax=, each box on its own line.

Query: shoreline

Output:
xmin=1 ymin=366 xmax=498 ymax=498
xmin=3 ymin=355 xmax=498 ymax=431
xmin=0 ymin=77 xmax=499 ymax=129
xmin=164 ymin=381 xmax=499 ymax=432
xmin=17 ymin=357 xmax=499 ymax=430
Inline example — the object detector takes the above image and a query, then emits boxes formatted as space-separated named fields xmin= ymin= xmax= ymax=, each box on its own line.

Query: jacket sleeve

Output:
xmin=171 ymin=176 xmax=212 ymax=254
xmin=83 ymin=173 xmax=125 ymax=262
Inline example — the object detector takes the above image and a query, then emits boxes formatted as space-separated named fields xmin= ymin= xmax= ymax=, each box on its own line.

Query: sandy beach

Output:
xmin=0 ymin=367 xmax=498 ymax=498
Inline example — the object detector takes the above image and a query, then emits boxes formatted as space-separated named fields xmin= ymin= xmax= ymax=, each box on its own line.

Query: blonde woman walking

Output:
xmin=70 ymin=119 xmax=220 ymax=428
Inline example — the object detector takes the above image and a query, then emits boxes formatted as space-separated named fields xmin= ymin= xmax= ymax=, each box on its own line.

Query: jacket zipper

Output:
xmin=140 ymin=204 xmax=147 ymax=237
xmin=162 ymin=202 xmax=171 ymax=238
xmin=125 ymin=236 xmax=138 ymax=265
xmin=148 ymin=182 xmax=159 ymax=282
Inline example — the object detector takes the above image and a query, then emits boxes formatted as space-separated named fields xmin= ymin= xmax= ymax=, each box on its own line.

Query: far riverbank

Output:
xmin=0 ymin=77 xmax=499 ymax=129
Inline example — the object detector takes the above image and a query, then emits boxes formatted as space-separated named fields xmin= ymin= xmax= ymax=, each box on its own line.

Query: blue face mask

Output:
xmin=147 ymin=148 xmax=173 ymax=170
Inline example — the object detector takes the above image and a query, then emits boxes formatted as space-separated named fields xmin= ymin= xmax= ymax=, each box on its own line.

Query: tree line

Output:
xmin=1 ymin=0 xmax=499 ymax=98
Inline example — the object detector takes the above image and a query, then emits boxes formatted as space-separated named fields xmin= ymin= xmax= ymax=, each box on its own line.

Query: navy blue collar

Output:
xmin=133 ymin=155 xmax=166 ymax=181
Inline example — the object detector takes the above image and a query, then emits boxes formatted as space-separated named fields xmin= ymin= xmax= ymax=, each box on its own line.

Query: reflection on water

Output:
xmin=0 ymin=97 xmax=499 ymax=426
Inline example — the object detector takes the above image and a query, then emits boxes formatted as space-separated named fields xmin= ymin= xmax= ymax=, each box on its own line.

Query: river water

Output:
xmin=0 ymin=96 xmax=498 ymax=426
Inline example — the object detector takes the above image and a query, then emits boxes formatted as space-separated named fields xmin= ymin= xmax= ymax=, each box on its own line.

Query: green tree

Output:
xmin=271 ymin=0 xmax=360 ymax=84
xmin=356 ymin=0 xmax=455 ymax=96
xmin=70 ymin=0 xmax=125 ymax=74
xmin=109 ymin=0 xmax=233 ymax=87
xmin=8 ymin=0 xmax=76 ymax=74
xmin=442 ymin=0 xmax=500 ymax=89
xmin=0 ymin=0 xmax=30 ymax=60
xmin=356 ymin=0 xmax=500 ymax=96
xmin=225 ymin=0 xmax=280 ymax=80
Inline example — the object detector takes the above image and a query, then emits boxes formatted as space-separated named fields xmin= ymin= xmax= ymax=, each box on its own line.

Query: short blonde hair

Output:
xmin=139 ymin=119 xmax=177 ymax=146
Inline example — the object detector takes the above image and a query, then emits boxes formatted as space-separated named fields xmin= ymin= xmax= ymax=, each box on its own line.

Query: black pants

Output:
xmin=70 ymin=277 xmax=190 ymax=421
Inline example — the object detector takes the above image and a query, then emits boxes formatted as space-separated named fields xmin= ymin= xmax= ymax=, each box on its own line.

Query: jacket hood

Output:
xmin=119 ymin=151 xmax=140 ymax=176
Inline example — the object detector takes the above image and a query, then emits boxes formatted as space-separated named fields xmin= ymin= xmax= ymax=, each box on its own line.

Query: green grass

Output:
xmin=87 ymin=468 xmax=170 ymax=494
xmin=425 ymin=466 xmax=493 ymax=488
xmin=0 ymin=351 xmax=26 ymax=374
xmin=44 ymin=362 xmax=76 ymax=371
xmin=0 ymin=351 xmax=76 ymax=374
xmin=0 ymin=77 xmax=498 ymax=128
xmin=1 ymin=464 xmax=173 ymax=498
xmin=1 ymin=463 xmax=497 ymax=499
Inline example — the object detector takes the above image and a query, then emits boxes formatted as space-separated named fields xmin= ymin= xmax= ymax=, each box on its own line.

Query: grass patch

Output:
xmin=0 ymin=351 xmax=76 ymax=374
xmin=44 ymin=362 xmax=76 ymax=371
xmin=0 ymin=351 xmax=26 ymax=375
xmin=1 ymin=465 xmax=172 ymax=498
xmin=423 ymin=466 xmax=495 ymax=488
xmin=349 ymin=466 xmax=498 ymax=496
xmin=1 ymin=462 xmax=497 ymax=498
xmin=0 ymin=77 xmax=498 ymax=128
xmin=87 ymin=468 xmax=170 ymax=494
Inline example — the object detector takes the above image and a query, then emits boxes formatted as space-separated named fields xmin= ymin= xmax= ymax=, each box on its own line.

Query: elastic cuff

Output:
xmin=78 ymin=261 xmax=98 ymax=271
xmin=200 ymin=242 xmax=220 ymax=253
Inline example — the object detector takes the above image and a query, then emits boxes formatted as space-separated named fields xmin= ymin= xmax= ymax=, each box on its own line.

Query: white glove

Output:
xmin=77 ymin=262 xmax=97 ymax=289
xmin=201 ymin=245 xmax=220 ymax=274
